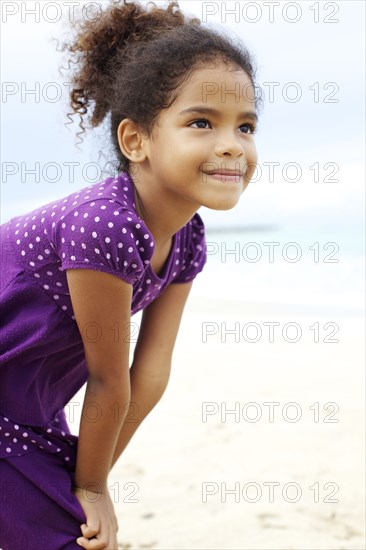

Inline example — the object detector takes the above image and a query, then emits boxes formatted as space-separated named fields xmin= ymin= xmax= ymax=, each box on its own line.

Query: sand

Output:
xmin=67 ymin=289 xmax=365 ymax=550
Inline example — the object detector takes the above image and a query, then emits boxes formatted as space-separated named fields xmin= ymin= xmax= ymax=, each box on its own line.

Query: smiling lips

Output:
xmin=203 ymin=170 xmax=242 ymax=180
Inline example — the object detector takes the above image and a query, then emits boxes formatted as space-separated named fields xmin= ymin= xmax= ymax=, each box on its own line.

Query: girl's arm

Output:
xmin=109 ymin=280 xmax=193 ymax=469
xmin=66 ymin=268 xmax=134 ymax=492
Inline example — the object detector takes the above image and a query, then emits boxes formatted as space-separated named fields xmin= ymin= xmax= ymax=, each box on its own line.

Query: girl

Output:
xmin=0 ymin=0 xmax=261 ymax=548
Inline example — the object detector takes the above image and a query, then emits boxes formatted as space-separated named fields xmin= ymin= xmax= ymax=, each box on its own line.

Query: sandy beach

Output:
xmin=67 ymin=281 xmax=365 ymax=550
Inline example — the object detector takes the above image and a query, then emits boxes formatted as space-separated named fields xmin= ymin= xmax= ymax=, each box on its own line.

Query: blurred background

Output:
xmin=1 ymin=1 xmax=365 ymax=549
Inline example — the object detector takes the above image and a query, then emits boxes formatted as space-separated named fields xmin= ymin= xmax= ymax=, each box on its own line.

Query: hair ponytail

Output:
xmin=58 ymin=0 xmax=261 ymax=173
xmin=60 ymin=1 xmax=196 ymax=136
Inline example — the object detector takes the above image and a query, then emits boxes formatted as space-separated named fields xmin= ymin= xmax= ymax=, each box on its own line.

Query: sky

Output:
xmin=1 ymin=0 xmax=365 ymax=231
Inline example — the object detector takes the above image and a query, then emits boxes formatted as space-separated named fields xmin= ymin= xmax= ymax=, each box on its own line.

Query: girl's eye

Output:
xmin=190 ymin=119 xmax=211 ymax=129
xmin=190 ymin=119 xmax=256 ymax=134
xmin=239 ymin=123 xmax=256 ymax=135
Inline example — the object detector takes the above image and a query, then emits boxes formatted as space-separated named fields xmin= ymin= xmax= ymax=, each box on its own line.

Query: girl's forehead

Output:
xmin=173 ymin=64 xmax=255 ymax=110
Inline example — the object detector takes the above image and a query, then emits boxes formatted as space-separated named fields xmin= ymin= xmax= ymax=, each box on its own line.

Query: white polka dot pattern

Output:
xmin=54 ymin=198 xmax=153 ymax=285
xmin=0 ymin=409 xmax=77 ymax=465
xmin=171 ymin=213 xmax=207 ymax=284
xmin=1 ymin=173 xmax=207 ymax=318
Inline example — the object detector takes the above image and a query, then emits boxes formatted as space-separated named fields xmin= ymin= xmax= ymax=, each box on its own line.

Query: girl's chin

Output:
xmin=204 ymin=196 xmax=242 ymax=211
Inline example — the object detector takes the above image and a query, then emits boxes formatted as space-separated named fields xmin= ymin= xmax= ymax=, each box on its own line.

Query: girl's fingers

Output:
xmin=81 ymin=523 xmax=99 ymax=538
xmin=76 ymin=536 xmax=90 ymax=547
xmin=76 ymin=535 xmax=109 ymax=549
xmin=76 ymin=525 xmax=117 ymax=549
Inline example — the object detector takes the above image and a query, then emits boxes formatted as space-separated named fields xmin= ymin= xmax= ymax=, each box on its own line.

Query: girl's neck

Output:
xmin=131 ymin=174 xmax=199 ymax=247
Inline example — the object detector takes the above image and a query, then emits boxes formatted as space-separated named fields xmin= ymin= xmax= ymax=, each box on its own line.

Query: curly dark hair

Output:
xmin=58 ymin=0 xmax=262 ymax=174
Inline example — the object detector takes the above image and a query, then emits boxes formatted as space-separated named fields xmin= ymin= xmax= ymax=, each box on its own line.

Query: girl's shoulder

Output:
xmin=1 ymin=173 xmax=154 ymax=288
xmin=51 ymin=174 xmax=155 ymax=285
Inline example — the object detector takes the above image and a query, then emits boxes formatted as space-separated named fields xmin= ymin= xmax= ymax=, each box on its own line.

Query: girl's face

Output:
xmin=139 ymin=61 xmax=258 ymax=211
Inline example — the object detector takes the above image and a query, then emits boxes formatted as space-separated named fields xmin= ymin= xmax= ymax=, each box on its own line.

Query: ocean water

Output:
xmin=197 ymin=223 xmax=364 ymax=316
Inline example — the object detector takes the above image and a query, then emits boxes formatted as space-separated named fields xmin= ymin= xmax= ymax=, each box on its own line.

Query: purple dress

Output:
xmin=0 ymin=171 xmax=206 ymax=549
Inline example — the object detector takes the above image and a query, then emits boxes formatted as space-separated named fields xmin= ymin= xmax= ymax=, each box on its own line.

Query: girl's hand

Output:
xmin=73 ymin=485 xmax=119 ymax=549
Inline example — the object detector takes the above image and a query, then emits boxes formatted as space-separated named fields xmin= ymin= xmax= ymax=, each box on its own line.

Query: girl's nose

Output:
xmin=214 ymin=138 xmax=245 ymax=158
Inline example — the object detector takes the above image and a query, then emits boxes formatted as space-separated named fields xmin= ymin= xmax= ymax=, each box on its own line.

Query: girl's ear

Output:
xmin=117 ymin=119 xmax=147 ymax=163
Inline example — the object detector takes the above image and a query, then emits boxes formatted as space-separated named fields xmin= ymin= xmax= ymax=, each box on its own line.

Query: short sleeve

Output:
xmin=53 ymin=199 xmax=154 ymax=285
xmin=172 ymin=212 xmax=207 ymax=284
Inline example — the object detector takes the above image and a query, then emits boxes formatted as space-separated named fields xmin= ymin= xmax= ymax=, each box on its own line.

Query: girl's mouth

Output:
xmin=203 ymin=171 xmax=242 ymax=181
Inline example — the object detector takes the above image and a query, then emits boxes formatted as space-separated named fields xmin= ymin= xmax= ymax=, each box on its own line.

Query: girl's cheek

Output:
xmin=248 ymin=143 xmax=258 ymax=164
xmin=244 ymin=156 xmax=258 ymax=182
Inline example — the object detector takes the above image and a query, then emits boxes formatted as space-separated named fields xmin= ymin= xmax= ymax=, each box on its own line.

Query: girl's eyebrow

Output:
xmin=178 ymin=106 xmax=258 ymax=122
